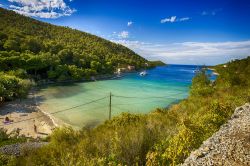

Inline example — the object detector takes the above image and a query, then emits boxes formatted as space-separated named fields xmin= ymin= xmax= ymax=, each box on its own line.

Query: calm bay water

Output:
xmin=37 ymin=65 xmax=200 ymax=128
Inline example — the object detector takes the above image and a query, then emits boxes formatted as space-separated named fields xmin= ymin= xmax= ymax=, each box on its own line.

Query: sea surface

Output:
xmin=37 ymin=65 xmax=211 ymax=128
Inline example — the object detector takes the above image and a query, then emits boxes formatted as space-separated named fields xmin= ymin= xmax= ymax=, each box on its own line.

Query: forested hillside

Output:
xmin=0 ymin=7 xmax=150 ymax=101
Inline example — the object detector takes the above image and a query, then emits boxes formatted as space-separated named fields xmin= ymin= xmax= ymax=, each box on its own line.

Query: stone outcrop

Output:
xmin=183 ymin=103 xmax=250 ymax=166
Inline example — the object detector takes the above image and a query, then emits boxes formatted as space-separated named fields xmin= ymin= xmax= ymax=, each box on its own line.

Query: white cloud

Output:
xmin=127 ymin=21 xmax=133 ymax=26
xmin=111 ymin=40 xmax=250 ymax=65
xmin=161 ymin=16 xmax=176 ymax=23
xmin=8 ymin=0 xmax=76 ymax=18
xmin=202 ymin=11 xmax=213 ymax=16
xmin=202 ymin=9 xmax=222 ymax=16
xmin=161 ymin=16 xmax=190 ymax=23
xmin=179 ymin=17 xmax=190 ymax=21
xmin=118 ymin=31 xmax=129 ymax=39
xmin=0 ymin=4 xmax=3 ymax=7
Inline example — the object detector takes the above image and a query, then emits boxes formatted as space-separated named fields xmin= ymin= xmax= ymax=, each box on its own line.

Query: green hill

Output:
xmin=0 ymin=7 xmax=152 ymax=101
xmin=0 ymin=7 xmax=149 ymax=78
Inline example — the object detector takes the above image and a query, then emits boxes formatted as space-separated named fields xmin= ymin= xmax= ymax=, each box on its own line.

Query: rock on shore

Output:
xmin=0 ymin=142 xmax=48 ymax=156
xmin=182 ymin=103 xmax=250 ymax=166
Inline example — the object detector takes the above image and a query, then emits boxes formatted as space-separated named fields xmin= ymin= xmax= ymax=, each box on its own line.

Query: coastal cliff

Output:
xmin=183 ymin=103 xmax=250 ymax=166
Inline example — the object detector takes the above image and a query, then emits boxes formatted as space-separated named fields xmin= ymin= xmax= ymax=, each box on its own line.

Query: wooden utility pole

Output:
xmin=109 ymin=92 xmax=112 ymax=120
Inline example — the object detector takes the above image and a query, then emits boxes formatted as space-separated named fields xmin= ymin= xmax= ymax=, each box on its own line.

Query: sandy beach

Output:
xmin=0 ymin=89 xmax=57 ymax=138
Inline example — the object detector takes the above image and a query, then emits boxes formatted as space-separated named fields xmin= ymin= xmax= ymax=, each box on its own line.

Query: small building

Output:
xmin=117 ymin=68 xmax=127 ymax=73
xmin=127 ymin=65 xmax=135 ymax=71
xmin=0 ymin=97 xmax=4 ymax=105
xmin=223 ymin=65 xmax=227 ymax=68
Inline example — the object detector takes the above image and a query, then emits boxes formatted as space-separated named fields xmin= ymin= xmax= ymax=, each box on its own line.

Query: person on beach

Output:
xmin=5 ymin=116 xmax=10 ymax=122
xmin=4 ymin=116 xmax=13 ymax=124
xmin=34 ymin=120 xmax=37 ymax=133
xmin=16 ymin=128 xmax=21 ymax=135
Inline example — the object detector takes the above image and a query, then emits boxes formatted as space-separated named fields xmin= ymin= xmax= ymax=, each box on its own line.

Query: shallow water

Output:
xmin=37 ymin=65 xmax=201 ymax=128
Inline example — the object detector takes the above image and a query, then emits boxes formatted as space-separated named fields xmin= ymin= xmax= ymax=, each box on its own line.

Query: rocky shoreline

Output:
xmin=0 ymin=142 xmax=48 ymax=156
xmin=182 ymin=103 xmax=250 ymax=166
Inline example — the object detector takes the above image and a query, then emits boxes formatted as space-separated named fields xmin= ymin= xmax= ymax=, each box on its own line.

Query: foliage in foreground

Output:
xmin=0 ymin=129 xmax=27 ymax=166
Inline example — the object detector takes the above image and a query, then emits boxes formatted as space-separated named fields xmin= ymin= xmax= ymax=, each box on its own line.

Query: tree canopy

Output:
xmin=0 ymin=7 xmax=153 ymax=101
xmin=0 ymin=7 xmax=149 ymax=81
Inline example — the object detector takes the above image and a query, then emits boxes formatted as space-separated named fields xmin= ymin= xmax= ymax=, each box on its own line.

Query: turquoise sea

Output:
xmin=37 ymin=65 xmax=205 ymax=128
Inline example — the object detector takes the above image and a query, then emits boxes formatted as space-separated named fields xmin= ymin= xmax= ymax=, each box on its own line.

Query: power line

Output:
xmin=50 ymin=96 xmax=108 ymax=115
xmin=112 ymin=98 xmax=174 ymax=107
xmin=112 ymin=92 xmax=185 ymax=99
xmin=113 ymin=95 xmax=177 ymax=99
xmin=0 ymin=96 xmax=108 ymax=127
xmin=65 ymin=104 xmax=109 ymax=114
xmin=1 ymin=91 xmax=187 ymax=127
xmin=112 ymin=105 xmax=132 ymax=113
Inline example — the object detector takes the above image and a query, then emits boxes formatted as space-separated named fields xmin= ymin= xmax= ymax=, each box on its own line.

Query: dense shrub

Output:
xmin=0 ymin=73 xmax=33 ymax=101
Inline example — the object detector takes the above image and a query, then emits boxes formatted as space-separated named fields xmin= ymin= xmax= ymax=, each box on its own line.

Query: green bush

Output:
xmin=0 ymin=72 xmax=33 ymax=101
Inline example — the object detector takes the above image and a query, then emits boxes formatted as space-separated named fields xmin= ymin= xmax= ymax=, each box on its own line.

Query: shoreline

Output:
xmin=35 ymin=68 xmax=154 ymax=86
xmin=36 ymin=74 xmax=122 ymax=86
xmin=0 ymin=72 xmax=133 ymax=137
xmin=32 ymin=88 xmax=58 ymax=128
xmin=34 ymin=88 xmax=81 ymax=130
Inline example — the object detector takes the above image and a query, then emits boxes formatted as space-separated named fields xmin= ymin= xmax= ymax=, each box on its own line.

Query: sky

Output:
xmin=1 ymin=0 xmax=250 ymax=65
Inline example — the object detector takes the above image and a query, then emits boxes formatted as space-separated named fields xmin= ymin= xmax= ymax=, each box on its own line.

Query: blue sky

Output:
xmin=1 ymin=0 xmax=250 ymax=65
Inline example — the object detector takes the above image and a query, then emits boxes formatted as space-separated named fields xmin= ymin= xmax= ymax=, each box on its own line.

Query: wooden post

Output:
xmin=109 ymin=92 xmax=112 ymax=120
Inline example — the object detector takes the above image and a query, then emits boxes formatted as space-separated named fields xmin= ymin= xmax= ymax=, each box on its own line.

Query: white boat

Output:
xmin=193 ymin=66 xmax=200 ymax=73
xmin=193 ymin=69 xmax=200 ymax=73
xmin=140 ymin=71 xmax=147 ymax=76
